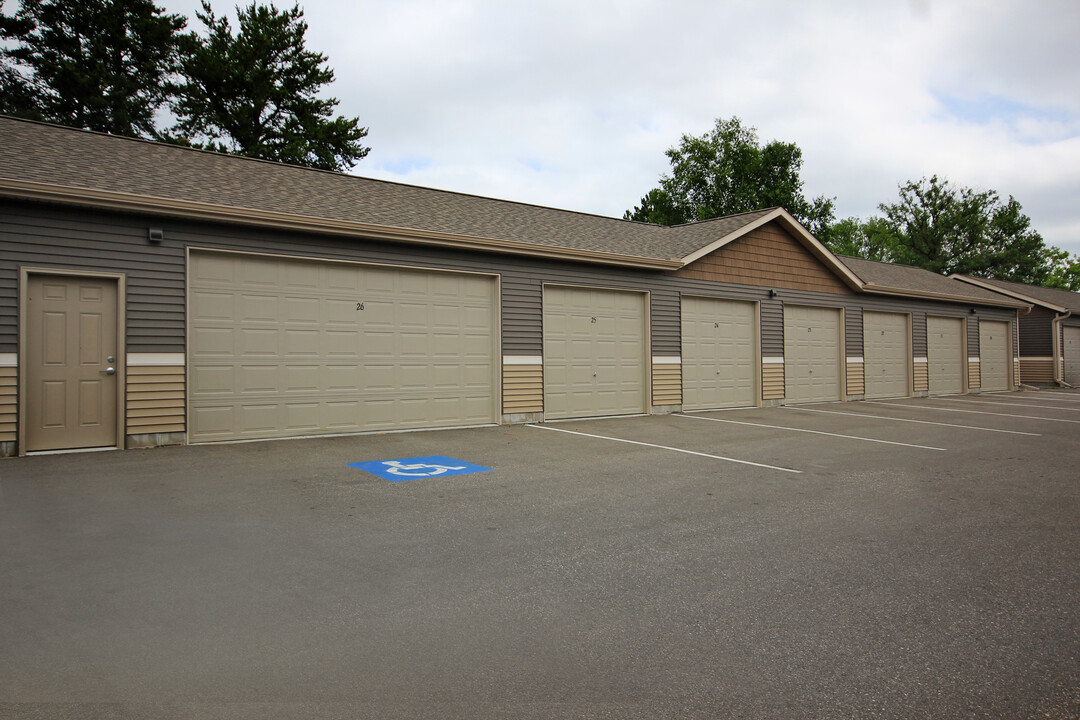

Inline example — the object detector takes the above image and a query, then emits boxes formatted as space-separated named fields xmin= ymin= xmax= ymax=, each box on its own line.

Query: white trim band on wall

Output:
xmin=847 ymin=357 xmax=864 ymax=364
xmin=0 ymin=353 xmax=16 ymax=368
xmin=762 ymin=357 xmax=785 ymax=364
xmin=652 ymin=356 xmax=682 ymax=365
xmin=127 ymin=353 xmax=186 ymax=367
xmin=969 ymin=357 xmax=981 ymax=363
xmin=914 ymin=357 xmax=928 ymax=363
xmin=503 ymin=356 xmax=543 ymax=366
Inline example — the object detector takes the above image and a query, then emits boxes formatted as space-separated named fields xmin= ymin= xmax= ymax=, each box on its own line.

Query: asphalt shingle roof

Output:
xmin=0 ymin=115 xmax=777 ymax=263
xmin=837 ymin=255 xmax=1026 ymax=305
xmin=955 ymin=276 xmax=1080 ymax=313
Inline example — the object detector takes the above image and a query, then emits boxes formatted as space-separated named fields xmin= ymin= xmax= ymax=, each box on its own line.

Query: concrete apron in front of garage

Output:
xmin=2 ymin=392 xmax=1079 ymax=719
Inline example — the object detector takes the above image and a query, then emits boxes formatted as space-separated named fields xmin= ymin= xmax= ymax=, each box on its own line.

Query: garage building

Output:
xmin=0 ymin=117 xmax=1028 ymax=456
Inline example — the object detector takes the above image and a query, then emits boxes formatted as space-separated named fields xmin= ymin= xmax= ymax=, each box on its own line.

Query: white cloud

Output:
xmin=154 ymin=0 xmax=1080 ymax=255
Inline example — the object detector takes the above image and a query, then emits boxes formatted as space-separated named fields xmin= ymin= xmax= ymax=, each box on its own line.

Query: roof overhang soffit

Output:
xmin=0 ymin=179 xmax=682 ymax=271
xmin=674 ymin=208 xmax=866 ymax=292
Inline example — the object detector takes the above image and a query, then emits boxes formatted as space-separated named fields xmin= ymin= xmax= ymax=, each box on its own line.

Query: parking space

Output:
xmin=2 ymin=391 xmax=1079 ymax=718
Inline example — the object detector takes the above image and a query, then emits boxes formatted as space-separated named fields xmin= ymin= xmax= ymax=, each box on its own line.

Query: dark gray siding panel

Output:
xmin=912 ymin=313 xmax=927 ymax=357
xmin=846 ymin=306 xmax=863 ymax=357
xmin=0 ymin=200 xmax=1027 ymax=366
xmin=1020 ymin=308 xmax=1054 ymax=356
xmin=969 ymin=316 xmax=980 ymax=357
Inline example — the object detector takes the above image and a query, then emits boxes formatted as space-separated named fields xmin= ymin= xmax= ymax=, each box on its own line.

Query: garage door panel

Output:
xmin=543 ymin=286 xmax=646 ymax=419
xmin=927 ymin=316 xmax=964 ymax=395
xmin=681 ymin=297 xmax=757 ymax=410
xmin=189 ymin=252 xmax=496 ymax=442
xmin=979 ymin=320 xmax=1010 ymax=391
xmin=1065 ymin=327 xmax=1080 ymax=385
xmin=864 ymin=311 xmax=910 ymax=399
xmin=784 ymin=306 xmax=842 ymax=403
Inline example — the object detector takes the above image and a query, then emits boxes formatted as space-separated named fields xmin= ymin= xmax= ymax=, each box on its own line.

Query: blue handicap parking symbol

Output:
xmin=348 ymin=455 xmax=492 ymax=482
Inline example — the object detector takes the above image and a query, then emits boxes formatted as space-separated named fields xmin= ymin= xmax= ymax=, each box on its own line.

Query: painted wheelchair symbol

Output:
xmin=381 ymin=460 xmax=468 ymax=478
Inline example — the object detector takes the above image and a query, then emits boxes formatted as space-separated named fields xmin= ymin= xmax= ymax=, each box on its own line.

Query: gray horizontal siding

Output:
xmin=0 ymin=200 xmax=1023 ymax=367
xmin=1019 ymin=308 xmax=1054 ymax=356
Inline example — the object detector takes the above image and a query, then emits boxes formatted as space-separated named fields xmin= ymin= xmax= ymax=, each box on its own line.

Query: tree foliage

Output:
xmin=625 ymin=116 xmax=835 ymax=236
xmin=0 ymin=0 xmax=185 ymax=137
xmin=170 ymin=1 xmax=369 ymax=171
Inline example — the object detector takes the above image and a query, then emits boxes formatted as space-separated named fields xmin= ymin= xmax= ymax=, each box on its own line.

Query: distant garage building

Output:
xmin=0 ymin=117 xmax=1031 ymax=456
xmin=955 ymin=276 xmax=1080 ymax=388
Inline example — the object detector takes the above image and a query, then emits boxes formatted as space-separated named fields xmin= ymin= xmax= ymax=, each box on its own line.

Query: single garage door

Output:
xmin=543 ymin=285 xmax=647 ymax=420
xmin=979 ymin=320 xmax=1011 ymax=392
xmin=864 ymin=311 xmax=910 ymax=399
xmin=1064 ymin=326 xmax=1080 ymax=385
xmin=926 ymin=316 xmax=964 ymax=395
xmin=681 ymin=296 xmax=757 ymax=410
xmin=188 ymin=251 xmax=497 ymax=442
xmin=784 ymin=305 xmax=842 ymax=403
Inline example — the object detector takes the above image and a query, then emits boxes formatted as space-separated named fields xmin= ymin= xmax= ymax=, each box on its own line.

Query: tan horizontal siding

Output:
xmin=503 ymin=364 xmax=543 ymax=414
xmin=762 ymin=361 xmax=784 ymax=400
xmin=0 ymin=366 xmax=15 ymax=442
xmin=126 ymin=365 xmax=185 ymax=434
xmin=1019 ymin=358 xmax=1055 ymax=383
xmin=968 ymin=359 xmax=981 ymax=389
xmin=846 ymin=360 xmax=864 ymax=397
xmin=652 ymin=363 xmax=681 ymax=406
xmin=913 ymin=361 xmax=929 ymax=393
xmin=1015 ymin=358 xmax=1021 ymax=387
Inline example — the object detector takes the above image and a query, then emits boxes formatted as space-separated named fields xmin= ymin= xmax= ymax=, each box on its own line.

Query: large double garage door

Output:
xmin=188 ymin=251 xmax=497 ymax=442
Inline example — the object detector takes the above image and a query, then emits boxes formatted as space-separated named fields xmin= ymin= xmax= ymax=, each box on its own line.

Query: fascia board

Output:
xmin=0 ymin=179 xmax=682 ymax=271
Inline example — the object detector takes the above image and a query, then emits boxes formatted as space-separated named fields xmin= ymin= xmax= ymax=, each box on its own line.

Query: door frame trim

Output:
xmin=18 ymin=267 xmax=127 ymax=456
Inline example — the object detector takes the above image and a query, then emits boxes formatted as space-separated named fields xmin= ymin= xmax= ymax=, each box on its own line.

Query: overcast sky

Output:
xmin=155 ymin=0 xmax=1080 ymax=255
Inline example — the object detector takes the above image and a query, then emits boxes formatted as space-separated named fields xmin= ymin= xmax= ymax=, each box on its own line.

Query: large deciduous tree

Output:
xmin=872 ymin=175 xmax=1053 ymax=284
xmin=170 ymin=1 xmax=369 ymax=171
xmin=625 ymin=116 xmax=835 ymax=237
xmin=0 ymin=0 xmax=185 ymax=137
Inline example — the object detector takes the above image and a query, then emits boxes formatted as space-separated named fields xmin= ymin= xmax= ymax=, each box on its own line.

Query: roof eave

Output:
xmin=862 ymin=283 xmax=1031 ymax=309
xmin=950 ymin=274 xmax=1069 ymax=313
xmin=0 ymin=178 xmax=682 ymax=271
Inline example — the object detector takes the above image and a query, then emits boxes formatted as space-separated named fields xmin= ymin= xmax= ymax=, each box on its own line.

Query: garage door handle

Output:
xmin=101 ymin=367 xmax=116 ymax=376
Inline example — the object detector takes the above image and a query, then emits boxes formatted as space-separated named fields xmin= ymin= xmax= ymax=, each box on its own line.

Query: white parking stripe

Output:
xmin=1004 ymin=393 xmax=1080 ymax=404
xmin=678 ymin=413 xmax=946 ymax=450
xmin=783 ymin=406 xmax=1041 ymax=436
xmin=937 ymin=397 xmax=1080 ymax=412
xmin=869 ymin=401 xmax=1080 ymax=424
xmin=526 ymin=424 xmax=801 ymax=474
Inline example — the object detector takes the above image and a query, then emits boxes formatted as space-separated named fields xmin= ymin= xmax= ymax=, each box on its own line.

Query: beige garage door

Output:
xmin=927 ymin=316 xmax=964 ymax=395
xmin=543 ymin=286 xmax=647 ymax=420
xmin=188 ymin=251 xmax=497 ymax=442
xmin=1064 ymin=326 xmax=1080 ymax=385
xmin=979 ymin=320 xmax=1010 ymax=392
xmin=681 ymin=296 xmax=756 ymax=410
xmin=784 ymin=305 xmax=842 ymax=403
xmin=863 ymin=311 xmax=910 ymax=400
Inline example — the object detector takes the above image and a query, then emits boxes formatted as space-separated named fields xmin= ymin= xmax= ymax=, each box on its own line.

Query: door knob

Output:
xmin=101 ymin=367 xmax=116 ymax=376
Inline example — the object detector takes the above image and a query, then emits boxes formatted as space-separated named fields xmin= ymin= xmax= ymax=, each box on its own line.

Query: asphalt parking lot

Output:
xmin=2 ymin=390 xmax=1079 ymax=719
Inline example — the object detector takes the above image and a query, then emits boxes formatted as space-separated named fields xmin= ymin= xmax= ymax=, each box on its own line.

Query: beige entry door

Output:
xmin=784 ymin=305 xmax=842 ymax=403
xmin=681 ymin=296 xmax=757 ymax=410
xmin=543 ymin=286 xmax=647 ymax=420
xmin=25 ymin=274 xmax=120 ymax=451
xmin=863 ymin=311 xmax=910 ymax=399
xmin=1063 ymin=326 xmax=1080 ymax=385
xmin=926 ymin=316 xmax=964 ymax=395
xmin=978 ymin=320 xmax=1010 ymax=391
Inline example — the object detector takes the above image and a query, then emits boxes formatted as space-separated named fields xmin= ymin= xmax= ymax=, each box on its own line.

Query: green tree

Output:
xmin=1043 ymin=246 xmax=1080 ymax=292
xmin=625 ymin=116 xmax=835 ymax=235
xmin=875 ymin=175 xmax=1052 ymax=284
xmin=171 ymin=1 xmax=369 ymax=171
xmin=1 ymin=0 xmax=185 ymax=137
xmin=0 ymin=0 xmax=37 ymax=117
xmin=824 ymin=216 xmax=893 ymax=262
